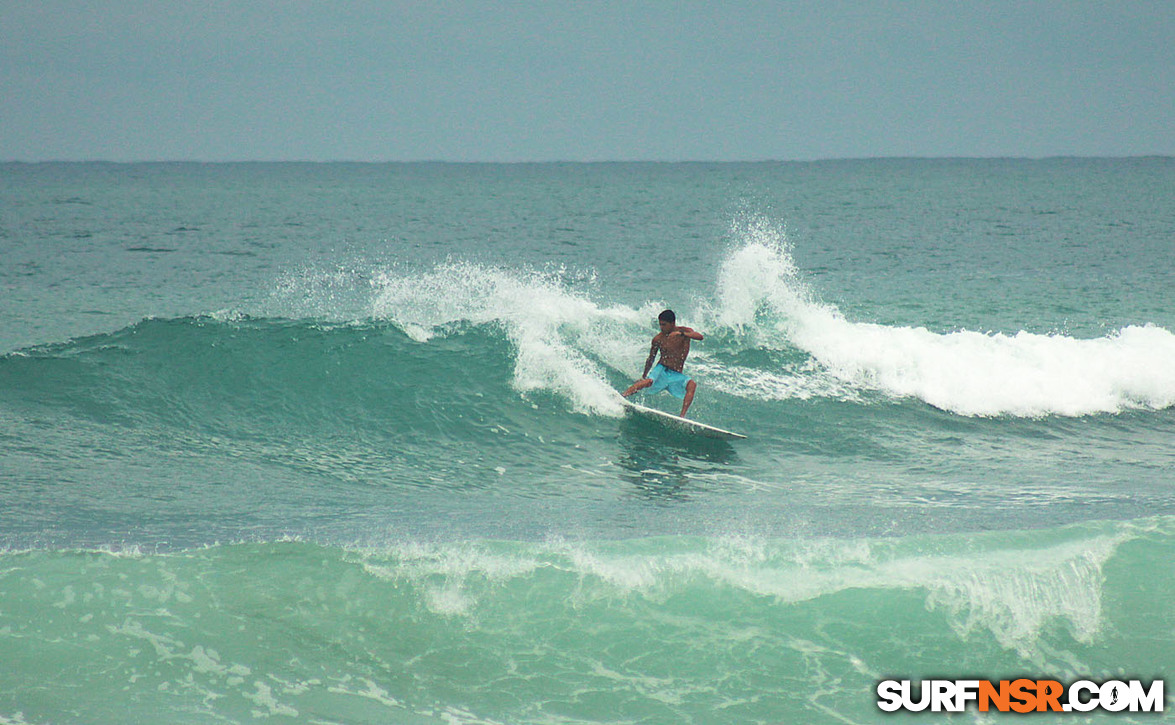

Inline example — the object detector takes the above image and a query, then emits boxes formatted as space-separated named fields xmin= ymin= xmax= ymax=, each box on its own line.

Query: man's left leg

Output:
xmin=680 ymin=380 xmax=697 ymax=417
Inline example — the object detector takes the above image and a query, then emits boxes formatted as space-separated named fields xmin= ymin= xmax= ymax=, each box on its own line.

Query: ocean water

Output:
xmin=1 ymin=159 xmax=1173 ymax=724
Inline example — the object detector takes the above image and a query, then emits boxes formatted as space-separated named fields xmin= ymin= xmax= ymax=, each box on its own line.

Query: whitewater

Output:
xmin=1 ymin=160 xmax=1173 ymax=723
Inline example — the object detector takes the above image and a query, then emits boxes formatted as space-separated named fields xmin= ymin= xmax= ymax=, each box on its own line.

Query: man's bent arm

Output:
xmin=676 ymin=326 xmax=704 ymax=341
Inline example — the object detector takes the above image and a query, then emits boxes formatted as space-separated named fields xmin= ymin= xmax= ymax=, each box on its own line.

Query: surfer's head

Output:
xmin=658 ymin=309 xmax=676 ymax=333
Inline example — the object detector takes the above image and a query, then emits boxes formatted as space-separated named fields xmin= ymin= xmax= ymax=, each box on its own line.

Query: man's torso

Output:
xmin=655 ymin=332 xmax=691 ymax=372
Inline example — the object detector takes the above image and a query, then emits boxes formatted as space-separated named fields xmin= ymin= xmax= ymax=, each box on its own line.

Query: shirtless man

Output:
xmin=621 ymin=309 xmax=704 ymax=417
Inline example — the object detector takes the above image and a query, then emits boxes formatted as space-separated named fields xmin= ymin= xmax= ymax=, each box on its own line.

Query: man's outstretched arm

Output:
xmin=642 ymin=340 xmax=660 ymax=377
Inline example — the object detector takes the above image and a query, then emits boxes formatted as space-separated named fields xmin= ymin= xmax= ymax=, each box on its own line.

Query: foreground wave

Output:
xmin=2 ymin=517 xmax=1170 ymax=724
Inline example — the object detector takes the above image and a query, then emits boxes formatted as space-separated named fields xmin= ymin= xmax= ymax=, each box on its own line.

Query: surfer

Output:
xmin=622 ymin=309 xmax=703 ymax=417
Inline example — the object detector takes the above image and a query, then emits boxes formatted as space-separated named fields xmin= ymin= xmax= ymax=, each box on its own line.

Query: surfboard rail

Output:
xmin=618 ymin=396 xmax=747 ymax=440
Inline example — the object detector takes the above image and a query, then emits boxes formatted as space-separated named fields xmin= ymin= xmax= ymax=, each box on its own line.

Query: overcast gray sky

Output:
xmin=2 ymin=1 xmax=1172 ymax=161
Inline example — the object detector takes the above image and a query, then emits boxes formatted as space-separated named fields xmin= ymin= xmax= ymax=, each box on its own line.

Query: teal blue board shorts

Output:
xmin=646 ymin=363 xmax=692 ymax=399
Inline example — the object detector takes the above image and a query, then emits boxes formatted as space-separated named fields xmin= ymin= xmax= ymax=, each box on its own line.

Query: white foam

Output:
xmin=805 ymin=319 xmax=1175 ymax=416
xmin=358 ymin=541 xmax=545 ymax=617
xmin=705 ymin=216 xmax=1175 ymax=416
xmin=245 ymin=680 xmax=299 ymax=718
xmin=339 ymin=525 xmax=1132 ymax=662
xmin=326 ymin=675 xmax=402 ymax=708
xmin=691 ymin=360 xmax=861 ymax=403
xmin=554 ymin=530 xmax=1123 ymax=662
xmin=369 ymin=261 xmax=644 ymax=415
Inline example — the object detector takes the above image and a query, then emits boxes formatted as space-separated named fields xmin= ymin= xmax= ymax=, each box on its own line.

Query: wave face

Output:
xmin=1 ymin=517 xmax=1170 ymax=724
xmin=1 ymin=315 xmax=529 ymax=441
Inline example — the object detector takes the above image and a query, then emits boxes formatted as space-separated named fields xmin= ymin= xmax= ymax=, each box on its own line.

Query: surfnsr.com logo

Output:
xmin=877 ymin=679 xmax=1164 ymax=713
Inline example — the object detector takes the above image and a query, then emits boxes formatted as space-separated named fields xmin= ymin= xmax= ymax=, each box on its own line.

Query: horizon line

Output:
xmin=3 ymin=154 xmax=1173 ymax=165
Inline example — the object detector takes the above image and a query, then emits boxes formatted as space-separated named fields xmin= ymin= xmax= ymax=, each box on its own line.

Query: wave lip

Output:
xmin=367 ymin=260 xmax=643 ymax=415
xmin=708 ymin=218 xmax=1175 ymax=417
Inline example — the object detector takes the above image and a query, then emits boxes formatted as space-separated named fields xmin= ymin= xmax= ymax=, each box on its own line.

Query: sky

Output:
xmin=2 ymin=1 xmax=1173 ymax=162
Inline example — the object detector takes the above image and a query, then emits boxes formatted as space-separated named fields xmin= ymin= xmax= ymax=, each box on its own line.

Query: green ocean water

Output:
xmin=1 ymin=160 xmax=1173 ymax=723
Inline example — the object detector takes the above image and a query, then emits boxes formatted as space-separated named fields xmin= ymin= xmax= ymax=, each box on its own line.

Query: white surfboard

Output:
xmin=619 ymin=396 xmax=747 ymax=440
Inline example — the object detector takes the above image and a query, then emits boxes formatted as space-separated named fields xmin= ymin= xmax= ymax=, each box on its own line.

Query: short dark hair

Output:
xmin=658 ymin=309 xmax=676 ymax=324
